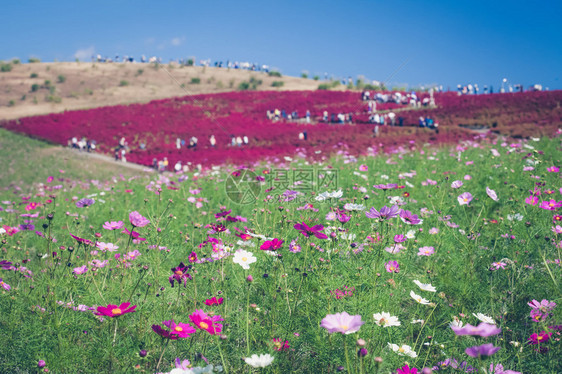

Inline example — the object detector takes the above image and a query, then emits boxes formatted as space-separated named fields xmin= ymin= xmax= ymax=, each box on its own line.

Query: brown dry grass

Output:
xmin=0 ymin=62 xmax=321 ymax=120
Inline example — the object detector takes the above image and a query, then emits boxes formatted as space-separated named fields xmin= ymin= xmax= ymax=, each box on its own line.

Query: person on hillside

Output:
xmin=299 ymin=132 xmax=304 ymax=140
xmin=388 ymin=112 xmax=396 ymax=126
xmin=210 ymin=135 xmax=216 ymax=148
xmin=176 ymin=138 xmax=181 ymax=150
xmin=152 ymin=158 xmax=158 ymax=170
xmin=174 ymin=161 xmax=182 ymax=172
xmin=303 ymin=131 xmax=308 ymax=141
xmin=230 ymin=135 xmax=236 ymax=147
xmin=163 ymin=157 xmax=169 ymax=170
xmin=236 ymin=136 xmax=243 ymax=147
xmin=243 ymin=135 xmax=249 ymax=145
xmin=323 ymin=111 xmax=328 ymax=122
xmin=121 ymin=148 xmax=127 ymax=163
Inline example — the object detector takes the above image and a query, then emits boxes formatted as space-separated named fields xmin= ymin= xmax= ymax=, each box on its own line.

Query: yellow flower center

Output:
xmin=274 ymin=341 xmax=282 ymax=349
xmin=340 ymin=324 xmax=348 ymax=331
xmin=199 ymin=322 xmax=209 ymax=330
xmin=537 ymin=335 xmax=544 ymax=341
xmin=242 ymin=257 xmax=248 ymax=262
xmin=112 ymin=308 xmax=122 ymax=315
xmin=175 ymin=270 xmax=183 ymax=275
xmin=398 ymin=347 xmax=405 ymax=353
xmin=174 ymin=326 xmax=183 ymax=332
xmin=463 ymin=198 xmax=468 ymax=202
xmin=389 ymin=266 xmax=395 ymax=271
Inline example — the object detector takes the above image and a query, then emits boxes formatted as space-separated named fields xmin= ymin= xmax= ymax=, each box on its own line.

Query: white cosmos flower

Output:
xmin=410 ymin=291 xmax=431 ymax=305
xmin=232 ymin=249 xmax=257 ymax=270
xmin=373 ymin=312 xmax=401 ymax=327
xmin=473 ymin=313 xmax=496 ymax=325
xmin=405 ymin=230 xmax=416 ymax=239
xmin=343 ymin=203 xmax=365 ymax=211
xmin=449 ymin=317 xmax=464 ymax=328
xmin=244 ymin=353 xmax=275 ymax=368
xmin=388 ymin=343 xmax=417 ymax=358
xmin=315 ymin=190 xmax=343 ymax=201
xmin=413 ymin=280 xmax=436 ymax=292
xmin=411 ymin=319 xmax=425 ymax=324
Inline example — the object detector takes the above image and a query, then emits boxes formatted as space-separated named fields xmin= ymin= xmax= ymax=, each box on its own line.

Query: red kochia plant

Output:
xmin=2 ymin=90 xmax=561 ymax=167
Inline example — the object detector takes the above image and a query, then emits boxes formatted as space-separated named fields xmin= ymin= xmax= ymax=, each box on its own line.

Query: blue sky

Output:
xmin=2 ymin=0 xmax=561 ymax=90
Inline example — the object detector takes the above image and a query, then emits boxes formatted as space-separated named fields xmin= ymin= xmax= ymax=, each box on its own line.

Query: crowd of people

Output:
xmin=68 ymin=137 xmax=97 ymax=152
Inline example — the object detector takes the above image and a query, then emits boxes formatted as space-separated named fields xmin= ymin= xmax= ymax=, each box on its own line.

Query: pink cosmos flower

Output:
xmin=164 ymin=320 xmax=196 ymax=338
xmin=465 ymin=343 xmax=500 ymax=358
xmin=554 ymin=215 xmax=562 ymax=224
xmin=451 ymin=322 xmax=501 ymax=337
xmin=260 ymin=238 xmax=284 ymax=251
xmin=525 ymin=195 xmax=539 ymax=206
xmin=399 ymin=209 xmax=423 ymax=225
xmin=429 ymin=227 xmax=439 ymax=234
xmin=320 ymin=312 xmax=364 ymax=334
xmin=102 ymin=221 xmax=124 ymax=230
xmin=129 ymin=211 xmax=150 ymax=227
xmin=385 ymin=260 xmax=399 ymax=273
xmin=96 ymin=242 xmax=119 ymax=252
xmin=359 ymin=164 xmax=368 ymax=171
xmin=73 ymin=265 xmax=88 ymax=275
xmin=451 ymin=180 xmax=463 ymax=189
xmin=486 ymin=187 xmax=499 ymax=201
xmin=528 ymin=299 xmax=556 ymax=313
xmin=491 ymin=262 xmax=507 ymax=270
xmin=0 ymin=278 xmax=11 ymax=291
xmin=547 ymin=166 xmax=560 ymax=173
xmin=552 ymin=225 xmax=562 ymax=234
xmin=189 ymin=309 xmax=223 ymax=335
xmin=94 ymin=302 xmax=136 ymax=318
xmin=458 ymin=192 xmax=473 ymax=206
xmin=418 ymin=246 xmax=435 ymax=256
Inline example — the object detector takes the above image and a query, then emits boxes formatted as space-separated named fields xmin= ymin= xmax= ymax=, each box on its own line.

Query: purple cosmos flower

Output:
xmin=289 ymin=239 xmax=301 ymax=253
xmin=320 ymin=312 xmax=365 ymax=334
xmin=489 ymin=363 xmax=521 ymax=374
xmin=486 ymin=187 xmax=499 ymax=201
xmin=214 ymin=209 xmax=232 ymax=218
xmin=260 ymin=238 xmax=284 ymax=251
xmin=451 ymin=323 xmax=501 ymax=337
xmin=394 ymin=234 xmax=406 ymax=243
xmin=70 ymin=233 xmax=93 ymax=245
xmin=399 ymin=210 xmax=423 ymax=225
xmin=365 ymin=205 xmax=399 ymax=220
xmin=294 ymin=222 xmax=328 ymax=239
xmin=385 ymin=260 xmax=399 ymax=273
xmin=169 ymin=262 xmax=192 ymax=287
xmin=129 ymin=211 xmax=150 ymax=228
xmin=525 ymin=195 xmax=538 ymax=206
xmin=102 ymin=221 xmax=124 ymax=230
xmin=76 ymin=198 xmax=95 ymax=208
xmin=465 ymin=343 xmax=500 ymax=358
xmin=539 ymin=200 xmax=562 ymax=210
xmin=458 ymin=192 xmax=473 ymax=206
xmin=0 ymin=260 xmax=15 ymax=271
xmin=373 ymin=183 xmax=398 ymax=190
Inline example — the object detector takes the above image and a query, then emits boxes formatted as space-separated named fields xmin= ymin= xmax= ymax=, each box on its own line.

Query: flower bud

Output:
xmin=246 ymin=275 xmax=254 ymax=283
xmin=357 ymin=338 xmax=366 ymax=347
xmin=357 ymin=348 xmax=368 ymax=357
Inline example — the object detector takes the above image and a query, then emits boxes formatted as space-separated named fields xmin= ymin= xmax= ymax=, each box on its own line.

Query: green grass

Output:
xmin=0 ymin=132 xmax=560 ymax=373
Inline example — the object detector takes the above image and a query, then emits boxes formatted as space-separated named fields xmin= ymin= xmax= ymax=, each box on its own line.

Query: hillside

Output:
xmin=0 ymin=61 xmax=320 ymax=120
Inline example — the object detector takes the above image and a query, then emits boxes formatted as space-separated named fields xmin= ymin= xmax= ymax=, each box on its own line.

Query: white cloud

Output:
xmin=74 ymin=46 xmax=95 ymax=61
xmin=171 ymin=37 xmax=184 ymax=46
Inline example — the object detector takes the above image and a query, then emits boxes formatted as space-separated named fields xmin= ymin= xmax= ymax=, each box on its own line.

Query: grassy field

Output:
xmin=0 ymin=131 xmax=561 ymax=373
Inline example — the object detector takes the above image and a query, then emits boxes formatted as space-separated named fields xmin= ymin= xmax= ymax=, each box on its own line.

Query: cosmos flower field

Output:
xmin=0 ymin=131 xmax=561 ymax=373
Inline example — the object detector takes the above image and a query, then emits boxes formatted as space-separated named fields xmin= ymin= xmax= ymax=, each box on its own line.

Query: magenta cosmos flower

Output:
xmin=528 ymin=331 xmax=552 ymax=345
xmin=365 ymin=205 xmax=399 ymax=220
xmin=293 ymin=222 xmax=328 ymax=239
xmin=396 ymin=365 xmax=418 ymax=374
xmin=94 ymin=302 xmax=136 ymax=318
xmin=103 ymin=221 xmax=124 ymax=230
xmin=152 ymin=320 xmax=196 ymax=339
xmin=189 ymin=309 xmax=224 ymax=335
xmin=129 ymin=211 xmax=150 ymax=227
xmin=320 ymin=312 xmax=365 ymax=334
xmin=451 ymin=322 xmax=501 ymax=337
xmin=465 ymin=343 xmax=500 ymax=358
xmin=458 ymin=192 xmax=473 ymax=206
xmin=539 ymin=199 xmax=562 ymax=210
xmin=260 ymin=238 xmax=284 ymax=251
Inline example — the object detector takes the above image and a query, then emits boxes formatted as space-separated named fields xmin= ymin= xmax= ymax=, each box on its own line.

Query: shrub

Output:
xmin=0 ymin=63 xmax=12 ymax=72
xmin=271 ymin=81 xmax=284 ymax=87
xmin=46 ymin=95 xmax=62 ymax=103
xmin=8 ymin=100 xmax=15 ymax=107
xmin=11 ymin=58 xmax=20 ymax=64
xmin=20 ymin=94 xmax=26 ymax=101
xmin=268 ymin=71 xmax=282 ymax=77
xmin=187 ymin=58 xmax=194 ymax=66
xmin=31 ymin=84 xmax=40 ymax=92
xmin=317 ymin=83 xmax=330 ymax=90
xmin=190 ymin=77 xmax=201 ymax=84
xmin=57 ymin=75 xmax=66 ymax=83
xmin=119 ymin=80 xmax=129 ymax=87
xmin=44 ymin=80 xmax=51 ymax=88
xmin=301 ymin=72 xmax=308 ymax=79
xmin=28 ymin=57 xmax=40 ymax=63
xmin=313 ymin=75 xmax=320 ymax=81
xmin=135 ymin=69 xmax=144 ymax=76
xmin=30 ymin=73 xmax=38 ymax=78
xmin=237 ymin=81 xmax=251 ymax=90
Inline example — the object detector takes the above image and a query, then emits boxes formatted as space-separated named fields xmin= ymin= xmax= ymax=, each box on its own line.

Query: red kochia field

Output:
xmin=1 ymin=90 xmax=561 ymax=167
